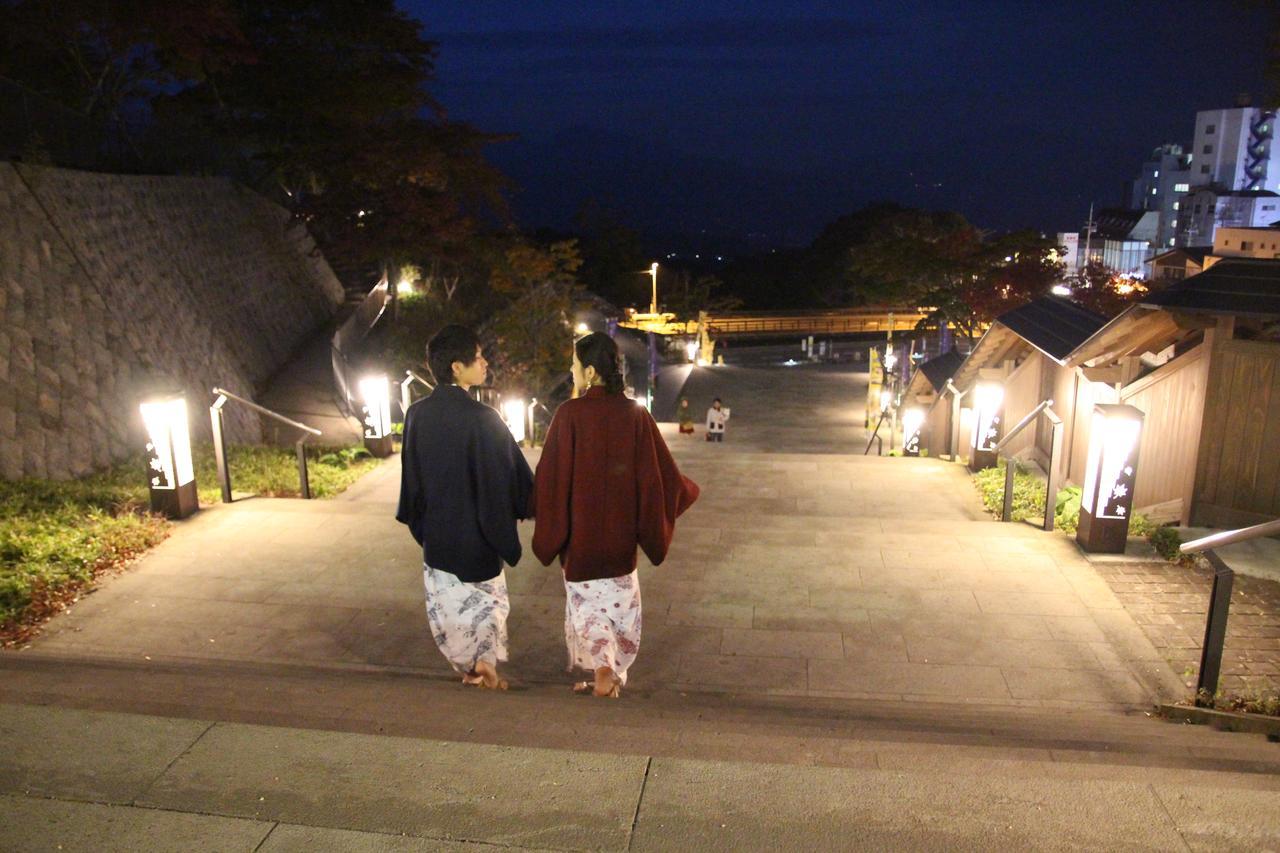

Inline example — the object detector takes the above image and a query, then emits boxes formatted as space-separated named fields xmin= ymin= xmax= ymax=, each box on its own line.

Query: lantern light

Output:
xmin=140 ymin=393 xmax=198 ymax=518
xmin=968 ymin=380 xmax=1004 ymax=471
xmin=359 ymin=375 xmax=394 ymax=457
xmin=686 ymin=341 xmax=699 ymax=362
xmin=902 ymin=407 xmax=925 ymax=457
xmin=502 ymin=398 xmax=527 ymax=443
xmin=575 ymin=322 xmax=589 ymax=334
xmin=1077 ymin=404 xmax=1145 ymax=553
xmin=879 ymin=390 xmax=892 ymax=412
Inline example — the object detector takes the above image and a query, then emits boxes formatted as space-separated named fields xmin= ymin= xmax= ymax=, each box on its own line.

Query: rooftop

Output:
xmin=996 ymin=295 xmax=1109 ymax=362
xmin=1143 ymin=258 xmax=1280 ymax=317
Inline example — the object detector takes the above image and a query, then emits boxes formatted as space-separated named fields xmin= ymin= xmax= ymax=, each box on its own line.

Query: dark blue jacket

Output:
xmin=396 ymin=384 xmax=534 ymax=582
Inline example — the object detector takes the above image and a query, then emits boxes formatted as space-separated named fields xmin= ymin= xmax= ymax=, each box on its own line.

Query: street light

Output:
xmin=902 ymin=407 xmax=925 ymax=457
xmin=1077 ymin=404 xmax=1145 ymax=553
xmin=359 ymin=375 xmax=394 ymax=458
xmin=140 ymin=393 xmax=198 ymax=519
xmin=502 ymin=397 xmax=527 ymax=443
xmin=649 ymin=262 xmax=659 ymax=314
xmin=968 ymin=380 xmax=1004 ymax=471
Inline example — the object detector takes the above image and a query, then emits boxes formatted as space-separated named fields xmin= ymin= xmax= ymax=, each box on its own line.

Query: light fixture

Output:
xmin=140 ymin=393 xmax=198 ymax=518
xmin=879 ymin=390 xmax=892 ymax=412
xmin=575 ymin=322 xmax=589 ymax=334
xmin=686 ymin=341 xmax=699 ymax=362
xmin=1052 ymin=284 xmax=1072 ymax=296
xmin=359 ymin=375 xmax=394 ymax=457
xmin=968 ymin=380 xmax=1004 ymax=471
xmin=502 ymin=397 xmax=527 ymax=443
xmin=1077 ymin=404 xmax=1145 ymax=553
xmin=902 ymin=407 xmax=925 ymax=457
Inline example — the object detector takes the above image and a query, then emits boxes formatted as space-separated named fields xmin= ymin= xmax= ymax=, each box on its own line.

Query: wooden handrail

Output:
xmin=993 ymin=398 xmax=1053 ymax=452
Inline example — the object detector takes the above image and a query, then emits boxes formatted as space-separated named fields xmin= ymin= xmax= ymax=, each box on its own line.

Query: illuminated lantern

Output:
xmin=502 ymin=397 xmax=527 ymax=443
xmin=879 ymin=390 xmax=892 ymax=412
xmin=902 ymin=407 xmax=925 ymax=457
xmin=686 ymin=340 xmax=699 ymax=362
xmin=968 ymin=380 xmax=1004 ymax=471
xmin=1077 ymin=404 xmax=1144 ymax=553
xmin=359 ymin=375 xmax=394 ymax=458
xmin=140 ymin=393 xmax=198 ymax=519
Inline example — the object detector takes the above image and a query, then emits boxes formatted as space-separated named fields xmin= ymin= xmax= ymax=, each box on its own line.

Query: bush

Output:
xmin=971 ymin=461 xmax=1150 ymax=536
xmin=1148 ymin=526 xmax=1186 ymax=562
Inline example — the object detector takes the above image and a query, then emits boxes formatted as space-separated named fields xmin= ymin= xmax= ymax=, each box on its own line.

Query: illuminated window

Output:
xmin=1151 ymin=187 xmax=1158 ymax=195
xmin=1173 ymin=202 xmax=1180 ymax=210
xmin=1174 ymin=183 xmax=1189 ymax=193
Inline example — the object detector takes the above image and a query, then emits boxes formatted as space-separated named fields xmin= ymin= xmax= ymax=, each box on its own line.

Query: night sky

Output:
xmin=410 ymin=1 xmax=1273 ymax=248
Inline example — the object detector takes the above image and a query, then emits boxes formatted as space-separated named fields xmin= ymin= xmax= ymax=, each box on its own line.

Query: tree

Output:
xmin=1 ymin=0 xmax=510 ymax=279
xmin=847 ymin=208 xmax=1062 ymax=341
xmin=485 ymin=238 xmax=583 ymax=396
xmin=1069 ymin=261 xmax=1150 ymax=317
xmin=574 ymin=202 xmax=649 ymax=308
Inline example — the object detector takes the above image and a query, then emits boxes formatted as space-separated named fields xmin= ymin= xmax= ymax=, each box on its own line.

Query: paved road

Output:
xmin=4 ymin=355 xmax=1280 ymax=849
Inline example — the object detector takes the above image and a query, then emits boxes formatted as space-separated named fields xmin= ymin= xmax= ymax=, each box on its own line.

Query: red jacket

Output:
xmin=533 ymin=387 xmax=700 ymax=582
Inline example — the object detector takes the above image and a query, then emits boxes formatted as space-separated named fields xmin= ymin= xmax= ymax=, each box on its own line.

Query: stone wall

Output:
xmin=0 ymin=163 xmax=345 ymax=480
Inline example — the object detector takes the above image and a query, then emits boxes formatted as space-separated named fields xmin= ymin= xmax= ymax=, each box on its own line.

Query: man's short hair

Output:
xmin=427 ymin=325 xmax=481 ymax=385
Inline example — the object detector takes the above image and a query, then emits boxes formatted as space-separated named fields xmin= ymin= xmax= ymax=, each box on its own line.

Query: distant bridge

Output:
xmin=700 ymin=307 xmax=933 ymax=338
xmin=618 ymin=307 xmax=935 ymax=339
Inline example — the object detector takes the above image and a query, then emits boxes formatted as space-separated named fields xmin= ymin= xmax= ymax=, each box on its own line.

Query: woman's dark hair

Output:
xmin=427 ymin=324 xmax=481 ymax=385
xmin=574 ymin=332 xmax=625 ymax=394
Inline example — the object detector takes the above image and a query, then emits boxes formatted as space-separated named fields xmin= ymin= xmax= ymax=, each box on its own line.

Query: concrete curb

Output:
xmin=1159 ymin=702 xmax=1280 ymax=740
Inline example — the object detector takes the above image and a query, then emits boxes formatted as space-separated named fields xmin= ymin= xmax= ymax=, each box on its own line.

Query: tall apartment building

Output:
xmin=1189 ymin=104 xmax=1278 ymax=192
xmin=1128 ymin=144 xmax=1191 ymax=249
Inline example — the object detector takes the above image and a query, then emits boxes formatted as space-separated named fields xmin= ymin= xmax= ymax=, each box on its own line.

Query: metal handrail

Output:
xmin=400 ymin=369 xmax=434 ymax=416
xmin=993 ymin=398 xmax=1053 ymax=452
xmin=863 ymin=408 xmax=887 ymax=456
xmin=212 ymin=388 xmax=322 ymax=436
xmin=990 ymin=397 xmax=1064 ymax=532
xmin=1180 ymin=518 xmax=1280 ymax=554
xmin=210 ymin=388 xmax=321 ymax=503
xmin=1179 ymin=516 xmax=1280 ymax=704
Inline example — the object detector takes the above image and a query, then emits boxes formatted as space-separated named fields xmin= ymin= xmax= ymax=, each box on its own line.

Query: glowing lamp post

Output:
xmin=140 ymin=394 xmax=198 ymax=519
xmin=502 ymin=397 xmax=527 ymax=444
xmin=902 ymin=407 xmax=925 ymax=457
xmin=359 ymin=375 xmax=394 ymax=458
xmin=1077 ymin=404 xmax=1144 ymax=554
xmin=968 ymin=380 xmax=1004 ymax=471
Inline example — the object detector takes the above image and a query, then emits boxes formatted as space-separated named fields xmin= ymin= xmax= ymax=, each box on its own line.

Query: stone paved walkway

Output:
xmin=17 ymin=359 xmax=1182 ymax=711
xmin=1095 ymin=558 xmax=1280 ymax=697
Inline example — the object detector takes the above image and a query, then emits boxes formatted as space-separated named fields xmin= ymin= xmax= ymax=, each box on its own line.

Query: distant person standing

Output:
xmin=533 ymin=333 xmax=700 ymax=698
xmin=706 ymin=397 xmax=730 ymax=442
xmin=677 ymin=397 xmax=696 ymax=436
xmin=396 ymin=325 xmax=533 ymax=690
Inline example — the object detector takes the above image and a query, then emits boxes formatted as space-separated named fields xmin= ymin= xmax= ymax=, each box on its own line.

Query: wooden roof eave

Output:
xmin=1065 ymin=306 xmax=1185 ymax=368
xmin=950 ymin=324 xmax=1031 ymax=391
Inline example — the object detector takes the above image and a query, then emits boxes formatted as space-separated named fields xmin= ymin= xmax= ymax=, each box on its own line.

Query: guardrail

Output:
xmin=1181 ymin=518 xmax=1280 ymax=703
xmin=400 ymin=369 xmax=434 ymax=417
xmin=991 ymin=398 xmax=1065 ymax=532
xmin=210 ymin=388 xmax=322 ymax=502
xmin=331 ymin=274 xmax=390 ymax=417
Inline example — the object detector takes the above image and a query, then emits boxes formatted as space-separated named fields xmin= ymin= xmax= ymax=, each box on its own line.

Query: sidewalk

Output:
xmin=13 ymin=361 xmax=1182 ymax=710
xmin=5 ymin=702 xmax=1280 ymax=851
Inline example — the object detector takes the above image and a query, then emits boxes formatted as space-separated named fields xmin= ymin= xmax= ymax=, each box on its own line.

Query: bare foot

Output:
xmin=462 ymin=670 xmax=485 ymax=687
xmin=473 ymin=659 xmax=509 ymax=691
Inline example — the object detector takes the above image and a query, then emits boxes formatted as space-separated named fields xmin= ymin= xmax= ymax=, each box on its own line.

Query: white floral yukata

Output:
xmin=423 ymin=564 xmax=509 ymax=673
xmin=564 ymin=570 xmax=642 ymax=685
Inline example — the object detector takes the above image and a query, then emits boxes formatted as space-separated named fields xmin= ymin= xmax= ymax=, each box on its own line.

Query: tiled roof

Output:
xmin=995 ymin=296 xmax=1109 ymax=362
xmin=1142 ymin=258 xmax=1280 ymax=317
xmin=917 ymin=349 xmax=965 ymax=391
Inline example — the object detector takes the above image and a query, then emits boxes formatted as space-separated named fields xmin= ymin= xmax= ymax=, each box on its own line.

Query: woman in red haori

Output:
xmin=533 ymin=333 xmax=700 ymax=698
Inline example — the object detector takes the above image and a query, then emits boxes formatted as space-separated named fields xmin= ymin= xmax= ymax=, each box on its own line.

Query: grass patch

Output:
xmin=971 ymin=459 xmax=1155 ymax=537
xmin=0 ymin=442 xmax=380 ymax=642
